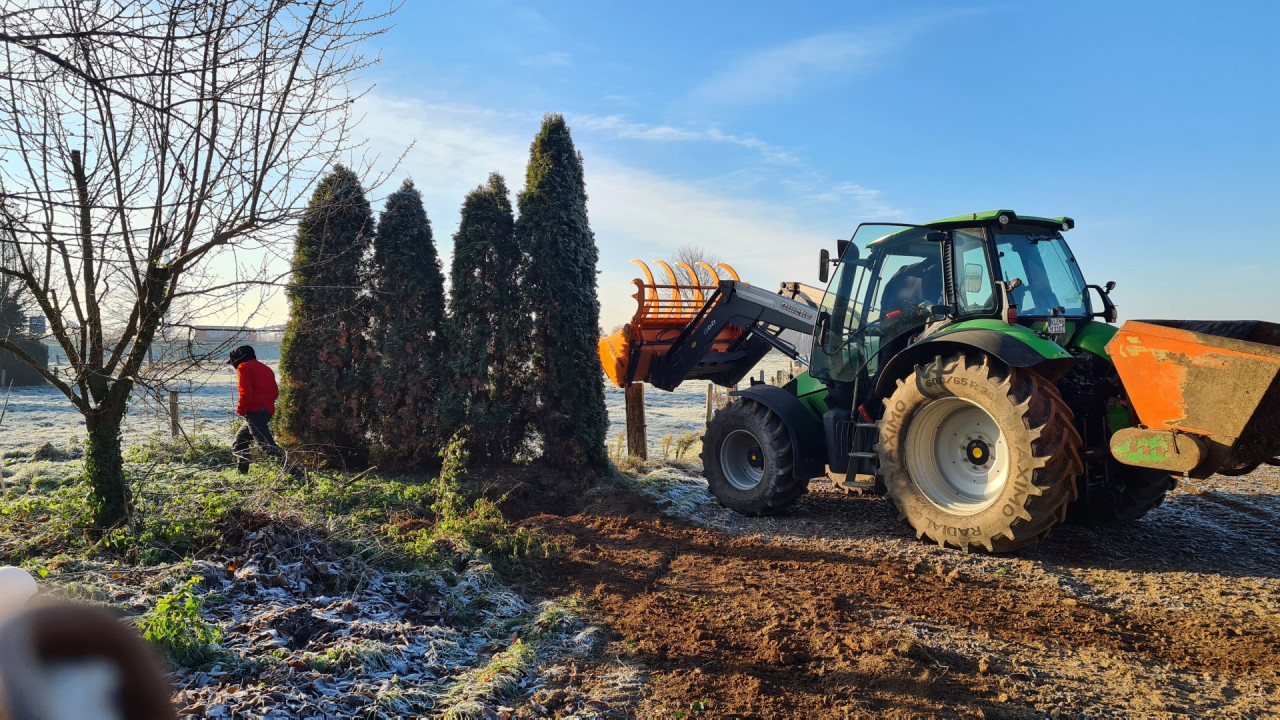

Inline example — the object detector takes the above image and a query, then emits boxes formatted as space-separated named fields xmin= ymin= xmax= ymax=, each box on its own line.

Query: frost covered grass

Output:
xmin=0 ymin=434 xmax=586 ymax=717
xmin=620 ymin=465 xmax=719 ymax=522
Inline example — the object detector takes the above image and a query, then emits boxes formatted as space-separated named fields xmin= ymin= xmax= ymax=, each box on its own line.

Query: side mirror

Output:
xmin=925 ymin=230 xmax=950 ymax=243
xmin=836 ymin=238 xmax=851 ymax=260
xmin=819 ymin=248 xmax=830 ymax=283
xmin=1104 ymin=280 xmax=1116 ymax=293
xmin=1087 ymin=284 xmax=1119 ymax=324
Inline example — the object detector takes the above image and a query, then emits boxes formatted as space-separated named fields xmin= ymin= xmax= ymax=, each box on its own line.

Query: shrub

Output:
xmin=367 ymin=180 xmax=447 ymax=465
xmin=515 ymin=115 xmax=608 ymax=478
xmin=440 ymin=173 xmax=534 ymax=464
xmin=139 ymin=576 xmax=224 ymax=667
xmin=276 ymin=165 xmax=374 ymax=467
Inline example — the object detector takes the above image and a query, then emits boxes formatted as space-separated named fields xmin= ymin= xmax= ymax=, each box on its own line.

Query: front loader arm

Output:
xmin=646 ymin=280 xmax=818 ymax=390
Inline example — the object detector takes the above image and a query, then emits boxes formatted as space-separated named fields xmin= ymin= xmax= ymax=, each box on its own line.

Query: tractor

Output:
xmin=599 ymin=210 xmax=1280 ymax=552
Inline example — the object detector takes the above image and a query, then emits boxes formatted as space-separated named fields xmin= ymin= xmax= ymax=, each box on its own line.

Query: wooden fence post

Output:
xmin=625 ymin=382 xmax=647 ymax=459
xmin=168 ymin=390 xmax=180 ymax=438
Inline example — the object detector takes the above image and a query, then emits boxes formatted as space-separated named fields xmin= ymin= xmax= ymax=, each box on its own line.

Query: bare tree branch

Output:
xmin=0 ymin=0 xmax=392 ymax=526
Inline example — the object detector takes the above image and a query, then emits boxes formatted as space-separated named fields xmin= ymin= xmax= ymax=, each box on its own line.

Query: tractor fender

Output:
xmin=730 ymin=384 xmax=826 ymax=481
xmin=874 ymin=328 xmax=1075 ymax=399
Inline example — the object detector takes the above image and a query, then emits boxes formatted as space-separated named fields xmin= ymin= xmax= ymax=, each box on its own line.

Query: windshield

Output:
xmin=994 ymin=228 xmax=1090 ymax=317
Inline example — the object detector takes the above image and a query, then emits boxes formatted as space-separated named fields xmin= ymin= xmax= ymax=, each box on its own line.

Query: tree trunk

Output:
xmin=84 ymin=405 xmax=129 ymax=528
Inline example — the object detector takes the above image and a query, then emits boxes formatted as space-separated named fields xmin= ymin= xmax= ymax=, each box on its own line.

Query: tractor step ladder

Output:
xmin=849 ymin=420 xmax=879 ymax=460
xmin=838 ymin=421 xmax=879 ymax=492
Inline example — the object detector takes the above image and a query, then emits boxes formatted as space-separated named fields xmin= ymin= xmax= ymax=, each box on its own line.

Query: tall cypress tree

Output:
xmin=368 ymin=179 xmax=447 ymax=465
xmin=440 ymin=173 xmax=532 ymax=462
xmin=276 ymin=165 xmax=373 ymax=466
xmin=516 ymin=115 xmax=608 ymax=476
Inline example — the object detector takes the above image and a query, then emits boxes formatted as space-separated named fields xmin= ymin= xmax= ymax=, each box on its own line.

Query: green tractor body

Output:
xmin=699 ymin=210 xmax=1176 ymax=551
xmin=606 ymin=210 xmax=1280 ymax=552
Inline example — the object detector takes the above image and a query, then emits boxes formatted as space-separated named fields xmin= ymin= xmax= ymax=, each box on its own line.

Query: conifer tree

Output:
xmin=515 ymin=115 xmax=608 ymax=476
xmin=276 ymin=165 xmax=374 ymax=466
xmin=368 ymin=180 xmax=447 ymax=464
xmin=440 ymin=173 xmax=532 ymax=462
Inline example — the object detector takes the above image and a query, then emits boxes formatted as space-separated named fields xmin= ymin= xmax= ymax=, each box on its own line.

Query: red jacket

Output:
xmin=236 ymin=359 xmax=279 ymax=415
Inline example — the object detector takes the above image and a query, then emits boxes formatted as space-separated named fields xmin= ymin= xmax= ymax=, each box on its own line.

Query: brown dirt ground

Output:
xmin=517 ymin=464 xmax=1280 ymax=719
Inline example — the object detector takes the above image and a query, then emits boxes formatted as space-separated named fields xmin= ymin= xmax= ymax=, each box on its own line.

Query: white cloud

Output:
xmin=573 ymin=114 xmax=801 ymax=165
xmin=521 ymin=51 xmax=571 ymax=68
xmin=814 ymin=182 xmax=902 ymax=218
xmin=693 ymin=11 xmax=981 ymax=106
xmin=344 ymin=93 xmax=883 ymax=329
xmin=241 ymin=93 xmax=904 ymax=326
xmin=695 ymin=32 xmax=893 ymax=105
xmin=584 ymin=159 xmax=830 ymax=327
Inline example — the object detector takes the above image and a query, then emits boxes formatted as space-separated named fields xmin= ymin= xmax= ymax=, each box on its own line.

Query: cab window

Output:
xmin=952 ymin=228 xmax=996 ymax=314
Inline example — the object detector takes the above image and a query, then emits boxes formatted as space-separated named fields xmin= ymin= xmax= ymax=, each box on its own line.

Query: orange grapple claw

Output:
xmin=599 ymin=260 xmax=745 ymax=388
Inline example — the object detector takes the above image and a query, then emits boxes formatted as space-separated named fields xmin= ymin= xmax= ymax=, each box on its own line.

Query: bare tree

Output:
xmin=0 ymin=1 xmax=389 ymax=527
xmin=671 ymin=243 xmax=722 ymax=286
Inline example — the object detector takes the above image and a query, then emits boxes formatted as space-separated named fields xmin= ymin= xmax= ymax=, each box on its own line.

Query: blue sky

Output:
xmin=332 ymin=1 xmax=1280 ymax=330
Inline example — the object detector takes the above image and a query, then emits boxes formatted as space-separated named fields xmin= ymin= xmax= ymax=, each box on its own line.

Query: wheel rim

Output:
xmin=905 ymin=397 xmax=1010 ymax=514
xmin=720 ymin=429 xmax=765 ymax=491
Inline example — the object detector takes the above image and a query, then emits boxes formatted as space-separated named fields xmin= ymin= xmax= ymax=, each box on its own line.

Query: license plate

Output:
xmin=1048 ymin=317 xmax=1067 ymax=334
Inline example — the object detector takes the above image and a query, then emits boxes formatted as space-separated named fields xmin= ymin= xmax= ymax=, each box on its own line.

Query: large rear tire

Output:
xmin=701 ymin=398 xmax=807 ymax=515
xmin=877 ymin=354 xmax=1082 ymax=552
xmin=1057 ymin=357 xmax=1176 ymax=525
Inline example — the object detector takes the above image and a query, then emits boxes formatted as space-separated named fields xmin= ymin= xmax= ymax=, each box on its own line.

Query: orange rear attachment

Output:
xmin=1107 ymin=319 xmax=1280 ymax=476
xmin=599 ymin=260 xmax=744 ymax=387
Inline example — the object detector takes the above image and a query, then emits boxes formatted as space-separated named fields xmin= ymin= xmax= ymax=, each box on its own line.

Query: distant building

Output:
xmin=254 ymin=324 xmax=287 ymax=343
xmin=191 ymin=325 xmax=258 ymax=343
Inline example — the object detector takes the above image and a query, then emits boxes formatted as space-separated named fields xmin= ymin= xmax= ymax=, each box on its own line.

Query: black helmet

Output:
xmin=228 ymin=345 xmax=256 ymax=366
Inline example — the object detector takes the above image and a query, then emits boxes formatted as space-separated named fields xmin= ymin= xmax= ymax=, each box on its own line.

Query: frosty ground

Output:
xmin=1 ymin=354 xmax=1276 ymax=718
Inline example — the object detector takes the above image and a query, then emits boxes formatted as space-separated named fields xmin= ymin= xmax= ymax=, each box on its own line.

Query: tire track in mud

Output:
xmin=530 ymin=484 xmax=1280 ymax=718
xmin=1179 ymin=477 xmax=1280 ymax=528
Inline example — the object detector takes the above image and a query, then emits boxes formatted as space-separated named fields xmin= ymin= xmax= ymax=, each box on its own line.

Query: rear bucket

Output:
xmin=1107 ymin=320 xmax=1280 ymax=476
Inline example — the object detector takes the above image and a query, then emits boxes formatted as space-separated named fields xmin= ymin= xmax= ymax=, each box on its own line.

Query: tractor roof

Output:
xmin=863 ymin=211 xmax=1076 ymax=247
xmin=924 ymin=210 xmax=1075 ymax=232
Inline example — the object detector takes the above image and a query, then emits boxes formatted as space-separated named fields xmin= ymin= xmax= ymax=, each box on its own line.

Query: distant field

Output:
xmin=1 ymin=345 xmax=797 ymax=456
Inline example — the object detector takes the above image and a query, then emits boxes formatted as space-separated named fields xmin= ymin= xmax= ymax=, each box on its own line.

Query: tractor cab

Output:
xmin=811 ymin=211 xmax=1113 ymax=399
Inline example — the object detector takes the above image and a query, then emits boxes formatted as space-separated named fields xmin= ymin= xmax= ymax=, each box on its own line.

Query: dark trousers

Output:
xmin=233 ymin=410 xmax=285 ymax=473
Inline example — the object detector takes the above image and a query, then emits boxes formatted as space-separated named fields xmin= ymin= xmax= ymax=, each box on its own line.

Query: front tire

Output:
xmin=702 ymin=399 xmax=806 ymax=515
xmin=877 ymin=354 xmax=1082 ymax=552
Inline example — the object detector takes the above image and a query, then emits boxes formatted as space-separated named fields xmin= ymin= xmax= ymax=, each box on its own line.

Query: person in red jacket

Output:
xmin=228 ymin=345 xmax=285 ymax=474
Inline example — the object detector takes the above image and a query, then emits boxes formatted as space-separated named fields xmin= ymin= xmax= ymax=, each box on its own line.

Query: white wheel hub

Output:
xmin=720 ymin=428 xmax=765 ymax=491
xmin=905 ymin=397 xmax=1010 ymax=514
